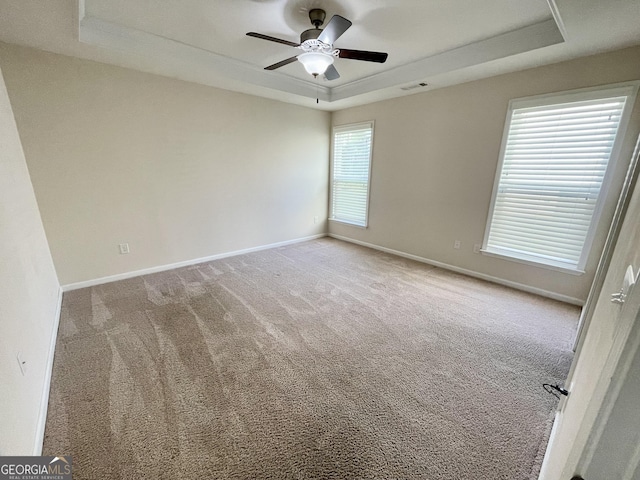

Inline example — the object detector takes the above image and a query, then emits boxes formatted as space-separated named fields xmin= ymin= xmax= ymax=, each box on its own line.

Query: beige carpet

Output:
xmin=43 ymin=238 xmax=578 ymax=479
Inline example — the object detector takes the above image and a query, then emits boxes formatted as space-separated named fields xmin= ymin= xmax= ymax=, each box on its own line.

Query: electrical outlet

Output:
xmin=314 ymin=216 xmax=318 ymax=224
xmin=118 ymin=243 xmax=130 ymax=254
xmin=17 ymin=351 xmax=27 ymax=376
xmin=473 ymin=244 xmax=481 ymax=254
xmin=453 ymin=240 xmax=461 ymax=249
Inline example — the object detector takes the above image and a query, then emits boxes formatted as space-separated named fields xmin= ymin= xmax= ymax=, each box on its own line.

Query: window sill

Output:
xmin=480 ymin=248 xmax=585 ymax=276
xmin=329 ymin=218 xmax=368 ymax=229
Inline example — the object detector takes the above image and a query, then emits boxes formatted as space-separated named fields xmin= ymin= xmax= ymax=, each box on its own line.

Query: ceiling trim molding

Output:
xmin=77 ymin=1 xmax=563 ymax=105
xmin=546 ymin=0 xmax=569 ymax=40
xmin=330 ymin=18 xmax=565 ymax=102
xmin=76 ymin=0 xmax=84 ymax=34
xmin=77 ymin=7 xmax=331 ymax=102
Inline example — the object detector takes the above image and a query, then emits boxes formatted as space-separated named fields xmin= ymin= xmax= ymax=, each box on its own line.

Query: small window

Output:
xmin=483 ymin=84 xmax=638 ymax=273
xmin=330 ymin=122 xmax=374 ymax=227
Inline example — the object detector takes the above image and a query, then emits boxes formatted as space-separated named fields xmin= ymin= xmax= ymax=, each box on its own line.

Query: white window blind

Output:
xmin=484 ymin=87 xmax=635 ymax=271
xmin=331 ymin=122 xmax=373 ymax=227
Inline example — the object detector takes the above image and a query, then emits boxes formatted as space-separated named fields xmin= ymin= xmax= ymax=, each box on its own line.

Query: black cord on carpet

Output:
xmin=543 ymin=383 xmax=569 ymax=399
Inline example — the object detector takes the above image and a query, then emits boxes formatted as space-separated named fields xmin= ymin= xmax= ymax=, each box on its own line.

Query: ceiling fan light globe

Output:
xmin=298 ymin=52 xmax=334 ymax=76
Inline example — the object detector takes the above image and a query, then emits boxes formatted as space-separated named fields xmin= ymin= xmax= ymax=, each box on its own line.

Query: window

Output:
xmin=483 ymin=84 xmax=638 ymax=273
xmin=330 ymin=122 xmax=374 ymax=227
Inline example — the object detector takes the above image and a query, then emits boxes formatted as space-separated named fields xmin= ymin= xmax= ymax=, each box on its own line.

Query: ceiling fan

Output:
xmin=247 ymin=8 xmax=388 ymax=81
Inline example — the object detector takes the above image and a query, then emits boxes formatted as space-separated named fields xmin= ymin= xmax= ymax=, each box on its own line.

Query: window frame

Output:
xmin=481 ymin=82 xmax=639 ymax=274
xmin=329 ymin=121 xmax=375 ymax=228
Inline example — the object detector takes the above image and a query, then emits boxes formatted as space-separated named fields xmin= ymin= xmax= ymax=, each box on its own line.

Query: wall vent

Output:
xmin=401 ymin=82 xmax=428 ymax=91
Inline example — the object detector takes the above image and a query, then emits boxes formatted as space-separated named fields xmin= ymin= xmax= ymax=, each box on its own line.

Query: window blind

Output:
xmin=485 ymin=94 xmax=629 ymax=270
xmin=331 ymin=123 xmax=373 ymax=227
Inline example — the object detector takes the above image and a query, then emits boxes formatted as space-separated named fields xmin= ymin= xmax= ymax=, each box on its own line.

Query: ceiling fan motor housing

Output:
xmin=300 ymin=28 xmax=322 ymax=44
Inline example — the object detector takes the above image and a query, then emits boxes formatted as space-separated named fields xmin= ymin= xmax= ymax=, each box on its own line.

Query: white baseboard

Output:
xmin=329 ymin=234 xmax=584 ymax=306
xmin=33 ymin=286 xmax=64 ymax=455
xmin=62 ymin=234 xmax=327 ymax=291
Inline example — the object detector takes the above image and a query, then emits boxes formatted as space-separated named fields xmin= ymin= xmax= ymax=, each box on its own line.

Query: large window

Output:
xmin=483 ymin=84 xmax=637 ymax=272
xmin=330 ymin=122 xmax=374 ymax=227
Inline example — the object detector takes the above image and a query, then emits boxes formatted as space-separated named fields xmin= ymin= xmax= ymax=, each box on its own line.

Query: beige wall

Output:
xmin=0 ymin=64 xmax=60 ymax=454
xmin=0 ymin=43 xmax=330 ymax=286
xmin=331 ymin=46 xmax=640 ymax=303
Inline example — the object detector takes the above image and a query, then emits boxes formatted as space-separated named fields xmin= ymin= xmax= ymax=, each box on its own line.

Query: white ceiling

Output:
xmin=0 ymin=0 xmax=639 ymax=110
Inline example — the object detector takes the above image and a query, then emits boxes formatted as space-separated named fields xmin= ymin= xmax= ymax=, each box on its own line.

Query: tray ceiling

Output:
xmin=0 ymin=0 xmax=639 ymax=110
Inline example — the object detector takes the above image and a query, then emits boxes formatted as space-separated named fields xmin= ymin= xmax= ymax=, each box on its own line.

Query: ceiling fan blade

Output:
xmin=324 ymin=64 xmax=340 ymax=81
xmin=246 ymin=32 xmax=300 ymax=48
xmin=264 ymin=56 xmax=298 ymax=71
xmin=338 ymin=49 xmax=388 ymax=63
xmin=317 ymin=15 xmax=352 ymax=44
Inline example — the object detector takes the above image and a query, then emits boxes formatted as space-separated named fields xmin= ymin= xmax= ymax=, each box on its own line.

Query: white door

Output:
xmin=539 ymin=161 xmax=640 ymax=479
xmin=579 ymin=272 xmax=640 ymax=479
